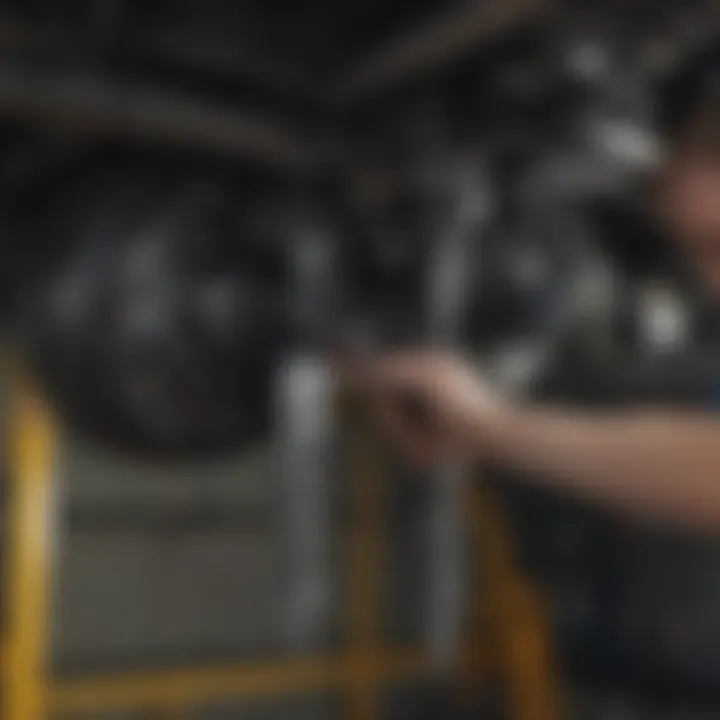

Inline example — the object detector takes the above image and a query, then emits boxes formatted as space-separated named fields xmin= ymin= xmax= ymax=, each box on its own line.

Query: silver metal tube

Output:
xmin=279 ymin=218 xmax=337 ymax=651
xmin=277 ymin=353 xmax=334 ymax=651
xmin=426 ymin=164 xmax=491 ymax=669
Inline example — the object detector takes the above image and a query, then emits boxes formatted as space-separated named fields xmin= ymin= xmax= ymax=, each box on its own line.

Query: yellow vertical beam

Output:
xmin=503 ymin=582 xmax=561 ymax=720
xmin=458 ymin=480 xmax=496 ymax=705
xmin=346 ymin=411 xmax=384 ymax=720
xmin=471 ymin=485 xmax=563 ymax=720
xmin=3 ymin=378 xmax=57 ymax=720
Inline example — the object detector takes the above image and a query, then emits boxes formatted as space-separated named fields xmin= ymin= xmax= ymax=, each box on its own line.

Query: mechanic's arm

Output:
xmin=349 ymin=352 xmax=720 ymax=531
xmin=483 ymin=405 xmax=720 ymax=529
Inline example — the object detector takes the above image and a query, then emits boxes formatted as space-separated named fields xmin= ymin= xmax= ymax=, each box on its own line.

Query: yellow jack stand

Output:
xmin=3 ymin=376 xmax=57 ymax=720
xmin=0 ymin=380 xmax=560 ymax=719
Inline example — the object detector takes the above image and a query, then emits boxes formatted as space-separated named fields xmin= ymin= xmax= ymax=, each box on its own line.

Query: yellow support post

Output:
xmin=458 ymin=480 xmax=495 ymax=706
xmin=503 ymin=582 xmax=561 ymax=720
xmin=346 ymin=412 xmax=385 ymax=720
xmin=3 ymin=378 xmax=57 ymax=720
xmin=471 ymin=485 xmax=563 ymax=720
xmin=0 ymin=373 xmax=505 ymax=720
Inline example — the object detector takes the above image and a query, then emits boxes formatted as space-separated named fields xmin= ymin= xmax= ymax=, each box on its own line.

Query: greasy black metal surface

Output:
xmin=0 ymin=0 xmax=450 ymax=101
xmin=15 ymin=158 xmax=290 ymax=458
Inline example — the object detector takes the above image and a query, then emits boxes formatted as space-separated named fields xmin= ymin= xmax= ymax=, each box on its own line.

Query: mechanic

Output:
xmin=346 ymin=41 xmax=720 ymax=532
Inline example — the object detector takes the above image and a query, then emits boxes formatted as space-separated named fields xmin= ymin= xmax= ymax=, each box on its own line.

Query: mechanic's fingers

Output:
xmin=365 ymin=351 xmax=451 ymax=391
xmin=336 ymin=350 xmax=439 ymax=393
xmin=372 ymin=394 xmax=442 ymax=470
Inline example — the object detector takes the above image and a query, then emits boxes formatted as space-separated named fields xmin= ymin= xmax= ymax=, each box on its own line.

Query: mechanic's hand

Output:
xmin=342 ymin=350 xmax=504 ymax=468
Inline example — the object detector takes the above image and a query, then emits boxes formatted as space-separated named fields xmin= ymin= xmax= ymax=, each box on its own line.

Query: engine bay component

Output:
xmin=16 ymin=162 xmax=288 ymax=457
